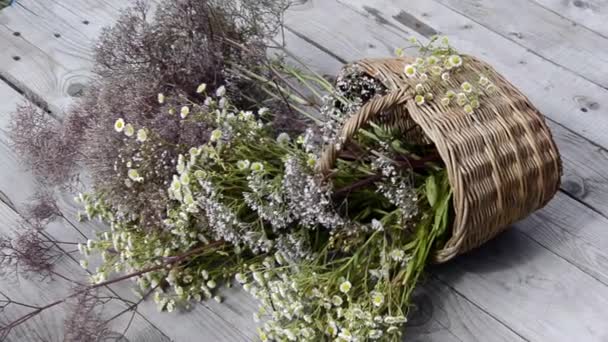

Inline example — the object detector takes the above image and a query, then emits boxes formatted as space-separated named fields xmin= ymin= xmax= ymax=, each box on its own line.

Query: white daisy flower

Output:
xmin=196 ymin=83 xmax=207 ymax=94
xmin=124 ymin=124 xmax=135 ymax=137
xmin=371 ymin=291 xmax=385 ymax=307
xmin=180 ymin=106 xmax=191 ymax=119
xmin=339 ymin=280 xmax=352 ymax=294
xmin=448 ymin=54 xmax=463 ymax=67
xmin=237 ymin=160 xmax=250 ymax=170
xmin=250 ymin=162 xmax=264 ymax=173
xmin=136 ymin=128 xmax=148 ymax=143
xmin=216 ymin=85 xmax=226 ymax=97
xmin=277 ymin=132 xmax=290 ymax=144
xmin=332 ymin=295 xmax=344 ymax=307
xmin=415 ymin=83 xmax=425 ymax=94
xmin=114 ymin=118 xmax=125 ymax=132
xmin=441 ymin=72 xmax=450 ymax=81
xmin=158 ymin=93 xmax=165 ymax=104
xmin=415 ymin=94 xmax=425 ymax=106
xmin=403 ymin=64 xmax=416 ymax=78
xmin=464 ymin=104 xmax=474 ymax=114
xmin=210 ymin=129 xmax=222 ymax=142
xmin=441 ymin=97 xmax=451 ymax=106
xmin=461 ymin=81 xmax=473 ymax=93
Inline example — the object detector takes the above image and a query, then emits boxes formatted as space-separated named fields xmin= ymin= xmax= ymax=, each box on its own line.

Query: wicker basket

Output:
xmin=318 ymin=56 xmax=562 ymax=263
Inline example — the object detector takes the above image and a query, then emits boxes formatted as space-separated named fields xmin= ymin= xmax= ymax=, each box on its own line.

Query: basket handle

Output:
xmin=318 ymin=87 xmax=412 ymax=176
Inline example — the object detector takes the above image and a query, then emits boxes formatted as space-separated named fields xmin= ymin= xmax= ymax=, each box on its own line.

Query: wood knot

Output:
xmin=574 ymin=95 xmax=600 ymax=112
xmin=67 ymin=83 xmax=86 ymax=97
xmin=405 ymin=292 xmax=434 ymax=327
xmin=573 ymin=0 xmax=588 ymax=8
xmin=562 ymin=177 xmax=586 ymax=198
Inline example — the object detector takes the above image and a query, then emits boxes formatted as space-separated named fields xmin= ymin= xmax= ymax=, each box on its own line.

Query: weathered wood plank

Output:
xmin=530 ymin=0 xmax=608 ymax=38
xmin=432 ymin=0 xmax=608 ymax=90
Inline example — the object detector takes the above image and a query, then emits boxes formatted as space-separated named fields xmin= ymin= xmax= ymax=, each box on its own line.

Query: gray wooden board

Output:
xmin=530 ymin=0 xmax=608 ymax=39
xmin=2 ymin=0 xmax=608 ymax=341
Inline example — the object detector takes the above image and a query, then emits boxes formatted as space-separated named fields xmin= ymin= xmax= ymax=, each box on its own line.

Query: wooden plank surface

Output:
xmin=3 ymin=0 xmax=608 ymax=341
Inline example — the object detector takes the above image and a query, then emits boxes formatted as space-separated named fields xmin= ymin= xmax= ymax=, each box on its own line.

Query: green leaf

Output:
xmin=426 ymin=174 xmax=438 ymax=207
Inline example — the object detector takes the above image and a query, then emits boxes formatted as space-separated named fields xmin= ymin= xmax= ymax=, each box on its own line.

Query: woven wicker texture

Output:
xmin=319 ymin=56 xmax=562 ymax=263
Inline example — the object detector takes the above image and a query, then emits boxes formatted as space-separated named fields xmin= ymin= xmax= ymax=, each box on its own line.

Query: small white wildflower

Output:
xmin=369 ymin=330 xmax=383 ymax=339
xmin=415 ymin=94 xmax=425 ymax=106
xmin=339 ymin=280 xmax=352 ymax=294
xmin=258 ymin=107 xmax=269 ymax=116
xmin=479 ymin=76 xmax=490 ymax=86
xmin=128 ymin=169 xmax=143 ymax=182
xmin=371 ymin=219 xmax=383 ymax=231
xmin=390 ymin=249 xmax=406 ymax=261
xmin=180 ymin=106 xmax=190 ymax=119
xmin=114 ymin=118 xmax=125 ymax=132
xmin=403 ymin=64 xmax=416 ymax=78
xmin=325 ymin=321 xmax=338 ymax=337
xmin=486 ymin=83 xmax=497 ymax=93
xmin=470 ymin=99 xmax=480 ymax=109
xmin=456 ymin=93 xmax=468 ymax=106
xmin=277 ymin=132 xmax=290 ymax=144
xmin=196 ymin=83 xmax=207 ymax=94
xmin=332 ymin=295 xmax=344 ymax=307
xmin=218 ymin=98 xmax=227 ymax=109
xmin=441 ymin=72 xmax=450 ymax=81
xmin=371 ymin=292 xmax=385 ymax=307
xmin=426 ymin=55 xmax=439 ymax=65
xmin=79 ymin=260 xmax=88 ymax=269
xmin=441 ymin=97 xmax=450 ymax=106
xmin=250 ymin=162 xmax=264 ymax=173
xmin=124 ymin=124 xmax=135 ymax=137
xmin=136 ymin=128 xmax=148 ymax=143
xmin=338 ymin=329 xmax=353 ymax=341
xmin=206 ymin=280 xmax=217 ymax=289
xmin=166 ymin=300 xmax=175 ymax=313
xmin=213 ymin=295 xmax=223 ymax=303
xmin=235 ymin=273 xmax=247 ymax=284
xmin=210 ymin=129 xmax=222 ymax=142
xmin=415 ymin=83 xmax=424 ymax=94
xmin=464 ymin=104 xmax=474 ymax=114
xmin=216 ymin=86 xmax=226 ymax=97
xmin=430 ymin=65 xmax=443 ymax=76
xmin=425 ymin=93 xmax=434 ymax=101
xmin=201 ymin=269 xmax=209 ymax=280
xmin=419 ymin=73 xmax=428 ymax=81
xmin=448 ymin=54 xmax=463 ymax=67
xmin=236 ymin=160 xmax=250 ymax=170
xmin=158 ymin=93 xmax=165 ymax=104
xmin=446 ymin=90 xmax=456 ymax=99
xmin=461 ymin=81 xmax=473 ymax=93
xmin=414 ymin=57 xmax=424 ymax=66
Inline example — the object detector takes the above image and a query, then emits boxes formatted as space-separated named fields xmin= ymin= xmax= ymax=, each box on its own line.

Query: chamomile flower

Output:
xmin=456 ymin=93 xmax=468 ymax=106
xmin=332 ymin=295 xmax=344 ymax=307
xmin=258 ymin=107 xmax=270 ymax=116
xmin=403 ymin=64 xmax=417 ymax=78
xmin=213 ymin=295 xmax=223 ymax=303
xmin=441 ymin=97 xmax=451 ymax=106
xmin=128 ymin=169 xmax=143 ymax=182
xmin=196 ymin=83 xmax=207 ymax=94
xmin=114 ymin=118 xmax=125 ymax=132
xmin=441 ymin=72 xmax=450 ymax=81
xmin=470 ymin=99 xmax=480 ymax=109
xmin=415 ymin=94 xmax=425 ymax=106
xmin=339 ymin=280 xmax=352 ymax=294
xmin=461 ymin=81 xmax=473 ymax=93
xmin=390 ymin=249 xmax=406 ymax=261
xmin=370 ymin=292 xmax=385 ymax=307
xmin=210 ymin=129 xmax=222 ymax=142
xmin=326 ymin=321 xmax=338 ymax=337
xmin=414 ymin=57 xmax=425 ymax=66
xmin=216 ymin=86 xmax=226 ymax=97
xmin=235 ymin=273 xmax=247 ymax=284
xmin=180 ymin=106 xmax=190 ymax=119
xmin=464 ymin=104 xmax=474 ymax=114
xmin=158 ymin=93 xmax=165 ymax=104
xmin=206 ymin=280 xmax=217 ymax=289
xmin=79 ymin=259 xmax=88 ymax=269
xmin=415 ymin=84 xmax=425 ymax=94
xmin=479 ymin=76 xmax=490 ymax=86
xmin=369 ymin=330 xmax=383 ymax=339
xmin=426 ymin=55 xmax=439 ymax=65
xmin=419 ymin=73 xmax=428 ymax=81
xmin=448 ymin=54 xmax=463 ymax=67
xmin=251 ymin=162 xmax=264 ymax=173
xmin=430 ymin=65 xmax=443 ymax=76
xmin=425 ymin=93 xmax=434 ymax=101
xmin=277 ymin=132 xmax=290 ymax=144
xmin=486 ymin=83 xmax=497 ymax=93
xmin=124 ymin=124 xmax=135 ymax=137
xmin=136 ymin=128 xmax=148 ymax=143
xmin=235 ymin=161 xmax=251 ymax=172
xmin=446 ymin=90 xmax=456 ymax=99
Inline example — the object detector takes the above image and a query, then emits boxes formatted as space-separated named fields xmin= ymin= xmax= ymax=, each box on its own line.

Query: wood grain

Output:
xmin=529 ymin=0 xmax=608 ymax=38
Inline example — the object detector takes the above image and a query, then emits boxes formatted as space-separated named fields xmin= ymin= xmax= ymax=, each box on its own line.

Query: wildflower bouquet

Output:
xmin=4 ymin=0 xmax=562 ymax=337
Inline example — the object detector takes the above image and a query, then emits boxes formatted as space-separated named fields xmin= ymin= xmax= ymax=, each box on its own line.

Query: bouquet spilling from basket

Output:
xmin=4 ymin=2 xmax=560 ymax=341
